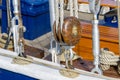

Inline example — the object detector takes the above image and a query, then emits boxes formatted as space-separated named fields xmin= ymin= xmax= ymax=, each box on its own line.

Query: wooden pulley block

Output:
xmin=64 ymin=0 xmax=68 ymax=4
xmin=53 ymin=17 xmax=82 ymax=46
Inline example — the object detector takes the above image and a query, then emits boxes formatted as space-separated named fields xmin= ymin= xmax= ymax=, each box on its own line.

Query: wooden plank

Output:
xmin=75 ymin=59 xmax=120 ymax=79
xmin=0 ymin=45 xmax=45 ymax=59
xmin=24 ymin=45 xmax=44 ymax=58
xmin=78 ymin=0 xmax=118 ymax=8
xmin=73 ymin=22 xmax=119 ymax=60
xmin=100 ymin=0 xmax=117 ymax=8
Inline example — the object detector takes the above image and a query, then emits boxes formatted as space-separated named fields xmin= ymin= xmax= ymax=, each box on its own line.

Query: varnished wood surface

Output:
xmin=24 ymin=45 xmax=44 ymax=58
xmin=73 ymin=22 xmax=119 ymax=60
xmin=81 ymin=22 xmax=118 ymax=43
xmin=2 ymin=45 xmax=45 ymax=58
xmin=78 ymin=0 xmax=118 ymax=8
xmin=53 ymin=17 xmax=82 ymax=46
xmin=73 ymin=59 xmax=120 ymax=79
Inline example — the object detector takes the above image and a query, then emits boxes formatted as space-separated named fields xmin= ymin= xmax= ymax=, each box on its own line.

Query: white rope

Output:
xmin=55 ymin=0 xmax=59 ymax=30
xmin=69 ymin=0 xmax=79 ymax=17
xmin=54 ymin=0 xmax=79 ymax=37
xmin=117 ymin=0 xmax=120 ymax=74
xmin=51 ymin=0 xmax=59 ymax=63
xmin=69 ymin=0 xmax=73 ymax=16
xmin=60 ymin=0 xmax=64 ymax=34
xmin=100 ymin=48 xmax=120 ymax=71
xmin=74 ymin=0 xmax=78 ymax=18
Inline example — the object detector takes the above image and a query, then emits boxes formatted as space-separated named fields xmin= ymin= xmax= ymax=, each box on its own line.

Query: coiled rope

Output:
xmin=100 ymin=48 xmax=120 ymax=74
xmin=0 ymin=33 xmax=13 ymax=49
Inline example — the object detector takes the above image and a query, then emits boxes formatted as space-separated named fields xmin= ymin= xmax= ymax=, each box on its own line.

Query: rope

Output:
xmin=69 ymin=0 xmax=79 ymax=17
xmin=74 ymin=0 xmax=78 ymax=18
xmin=100 ymin=48 xmax=120 ymax=74
xmin=117 ymin=0 xmax=120 ymax=74
xmin=69 ymin=0 xmax=73 ymax=16
xmin=117 ymin=0 xmax=120 ymax=56
xmin=55 ymin=0 xmax=59 ymax=30
xmin=12 ymin=55 xmax=33 ymax=65
xmin=60 ymin=0 xmax=64 ymax=34
xmin=54 ymin=0 xmax=79 ymax=37
xmin=59 ymin=69 xmax=79 ymax=78
xmin=0 ymin=33 xmax=13 ymax=49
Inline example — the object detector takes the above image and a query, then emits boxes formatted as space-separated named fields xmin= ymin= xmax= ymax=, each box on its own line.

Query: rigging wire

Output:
xmin=117 ymin=0 xmax=120 ymax=56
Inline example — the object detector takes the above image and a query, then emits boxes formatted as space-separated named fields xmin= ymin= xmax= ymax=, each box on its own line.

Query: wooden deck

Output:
xmin=73 ymin=22 xmax=119 ymax=60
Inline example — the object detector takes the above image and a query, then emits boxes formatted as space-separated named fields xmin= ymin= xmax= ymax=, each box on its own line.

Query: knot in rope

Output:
xmin=100 ymin=48 xmax=119 ymax=71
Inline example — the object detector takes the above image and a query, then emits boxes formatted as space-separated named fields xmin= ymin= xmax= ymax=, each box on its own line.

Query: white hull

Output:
xmin=0 ymin=48 xmax=119 ymax=80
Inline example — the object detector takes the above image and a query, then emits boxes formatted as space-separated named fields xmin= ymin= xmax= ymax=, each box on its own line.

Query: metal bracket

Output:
xmin=88 ymin=0 xmax=102 ymax=74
